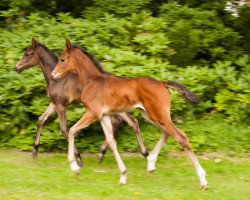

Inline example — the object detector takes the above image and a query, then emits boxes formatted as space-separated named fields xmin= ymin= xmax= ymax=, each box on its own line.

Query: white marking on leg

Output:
xmin=163 ymin=122 xmax=208 ymax=189
xmin=147 ymin=134 xmax=168 ymax=172
xmin=187 ymin=151 xmax=207 ymax=188
xmin=68 ymin=128 xmax=80 ymax=173
xmin=119 ymin=172 xmax=127 ymax=185
xmin=66 ymin=111 xmax=97 ymax=174
xmin=100 ymin=116 xmax=127 ymax=184
xmin=147 ymin=156 xmax=157 ymax=172
xmin=197 ymin=166 xmax=207 ymax=189
xmin=70 ymin=161 xmax=81 ymax=172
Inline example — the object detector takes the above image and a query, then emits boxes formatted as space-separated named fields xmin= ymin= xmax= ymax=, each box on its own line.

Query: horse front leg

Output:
xmin=56 ymin=104 xmax=83 ymax=167
xmin=98 ymin=115 xmax=123 ymax=163
xmin=100 ymin=115 xmax=127 ymax=185
xmin=33 ymin=102 xmax=55 ymax=157
xmin=67 ymin=111 xmax=98 ymax=173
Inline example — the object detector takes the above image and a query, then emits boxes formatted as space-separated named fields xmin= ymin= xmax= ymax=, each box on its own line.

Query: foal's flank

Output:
xmin=51 ymin=39 xmax=207 ymax=189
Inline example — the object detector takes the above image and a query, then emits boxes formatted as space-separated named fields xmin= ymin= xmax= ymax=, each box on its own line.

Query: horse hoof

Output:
xmin=70 ymin=161 xmax=81 ymax=173
xmin=119 ymin=171 xmax=127 ymax=185
xmin=74 ymin=169 xmax=81 ymax=175
xmin=98 ymin=157 xmax=104 ymax=163
xmin=98 ymin=154 xmax=104 ymax=163
xmin=148 ymin=169 xmax=155 ymax=173
xmin=119 ymin=178 xmax=127 ymax=185
xmin=147 ymin=164 xmax=156 ymax=173
xmin=119 ymin=180 xmax=127 ymax=185
xmin=77 ymin=160 xmax=83 ymax=168
xmin=32 ymin=151 xmax=38 ymax=158
xmin=147 ymin=156 xmax=156 ymax=173
xmin=201 ymin=183 xmax=208 ymax=191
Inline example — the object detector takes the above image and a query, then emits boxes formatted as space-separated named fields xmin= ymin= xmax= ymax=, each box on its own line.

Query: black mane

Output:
xmin=72 ymin=44 xmax=108 ymax=74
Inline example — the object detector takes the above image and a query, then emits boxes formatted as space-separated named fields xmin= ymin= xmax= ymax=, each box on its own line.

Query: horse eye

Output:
xmin=25 ymin=52 xmax=34 ymax=56
xmin=61 ymin=58 xmax=65 ymax=62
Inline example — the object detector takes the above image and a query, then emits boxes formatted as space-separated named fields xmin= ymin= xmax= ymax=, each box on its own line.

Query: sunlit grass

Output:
xmin=0 ymin=150 xmax=249 ymax=200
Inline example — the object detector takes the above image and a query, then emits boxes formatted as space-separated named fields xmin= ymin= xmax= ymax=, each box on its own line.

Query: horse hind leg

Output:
xmin=161 ymin=120 xmax=208 ymax=189
xmin=118 ymin=113 xmax=149 ymax=158
xmin=137 ymin=108 xmax=168 ymax=172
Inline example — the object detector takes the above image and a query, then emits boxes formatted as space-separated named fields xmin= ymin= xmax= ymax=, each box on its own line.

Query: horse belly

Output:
xmin=102 ymin=101 xmax=144 ymax=115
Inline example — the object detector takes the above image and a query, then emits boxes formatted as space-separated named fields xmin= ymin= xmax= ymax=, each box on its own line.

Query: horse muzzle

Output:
xmin=51 ymin=72 xmax=61 ymax=81
xmin=15 ymin=65 xmax=23 ymax=73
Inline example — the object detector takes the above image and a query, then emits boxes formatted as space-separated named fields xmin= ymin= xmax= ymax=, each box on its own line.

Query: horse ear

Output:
xmin=32 ymin=38 xmax=37 ymax=47
xmin=66 ymin=39 xmax=72 ymax=50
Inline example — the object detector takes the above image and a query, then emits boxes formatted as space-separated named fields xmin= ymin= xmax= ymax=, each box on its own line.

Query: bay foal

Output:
xmin=15 ymin=39 xmax=148 ymax=164
xmin=51 ymin=39 xmax=207 ymax=189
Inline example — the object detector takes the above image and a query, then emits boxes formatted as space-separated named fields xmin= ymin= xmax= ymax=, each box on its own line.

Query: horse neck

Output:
xmin=37 ymin=49 xmax=57 ymax=84
xmin=74 ymin=52 xmax=104 ymax=86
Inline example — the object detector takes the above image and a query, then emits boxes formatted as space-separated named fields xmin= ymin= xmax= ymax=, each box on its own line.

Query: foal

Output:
xmin=51 ymin=39 xmax=207 ymax=189
xmin=15 ymin=38 xmax=148 ymax=164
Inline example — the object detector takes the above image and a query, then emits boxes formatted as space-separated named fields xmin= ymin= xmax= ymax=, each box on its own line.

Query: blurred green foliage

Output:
xmin=0 ymin=0 xmax=249 ymax=153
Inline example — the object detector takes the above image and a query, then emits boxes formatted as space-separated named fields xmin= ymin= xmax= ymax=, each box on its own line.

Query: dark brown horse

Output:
xmin=51 ymin=39 xmax=207 ymax=189
xmin=15 ymin=38 xmax=148 ymax=165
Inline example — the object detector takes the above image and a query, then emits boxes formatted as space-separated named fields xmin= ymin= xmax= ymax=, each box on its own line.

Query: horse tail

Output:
xmin=163 ymin=81 xmax=199 ymax=104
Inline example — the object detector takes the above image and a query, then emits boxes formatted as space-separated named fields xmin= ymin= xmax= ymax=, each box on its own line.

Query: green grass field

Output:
xmin=0 ymin=150 xmax=249 ymax=200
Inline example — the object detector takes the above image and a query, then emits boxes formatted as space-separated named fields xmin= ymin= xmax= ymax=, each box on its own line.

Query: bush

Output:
xmin=0 ymin=3 xmax=249 ymax=152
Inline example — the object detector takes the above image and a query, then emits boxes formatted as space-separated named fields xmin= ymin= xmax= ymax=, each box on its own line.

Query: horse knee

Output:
xmin=37 ymin=117 xmax=44 ymax=127
xmin=68 ymin=129 xmax=76 ymax=139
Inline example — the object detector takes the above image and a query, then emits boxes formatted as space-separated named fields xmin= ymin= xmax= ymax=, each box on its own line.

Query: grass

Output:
xmin=0 ymin=150 xmax=249 ymax=200
xmin=4 ymin=114 xmax=250 ymax=155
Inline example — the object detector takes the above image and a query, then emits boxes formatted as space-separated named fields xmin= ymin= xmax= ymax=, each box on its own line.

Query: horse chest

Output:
xmin=47 ymin=89 xmax=70 ymax=105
